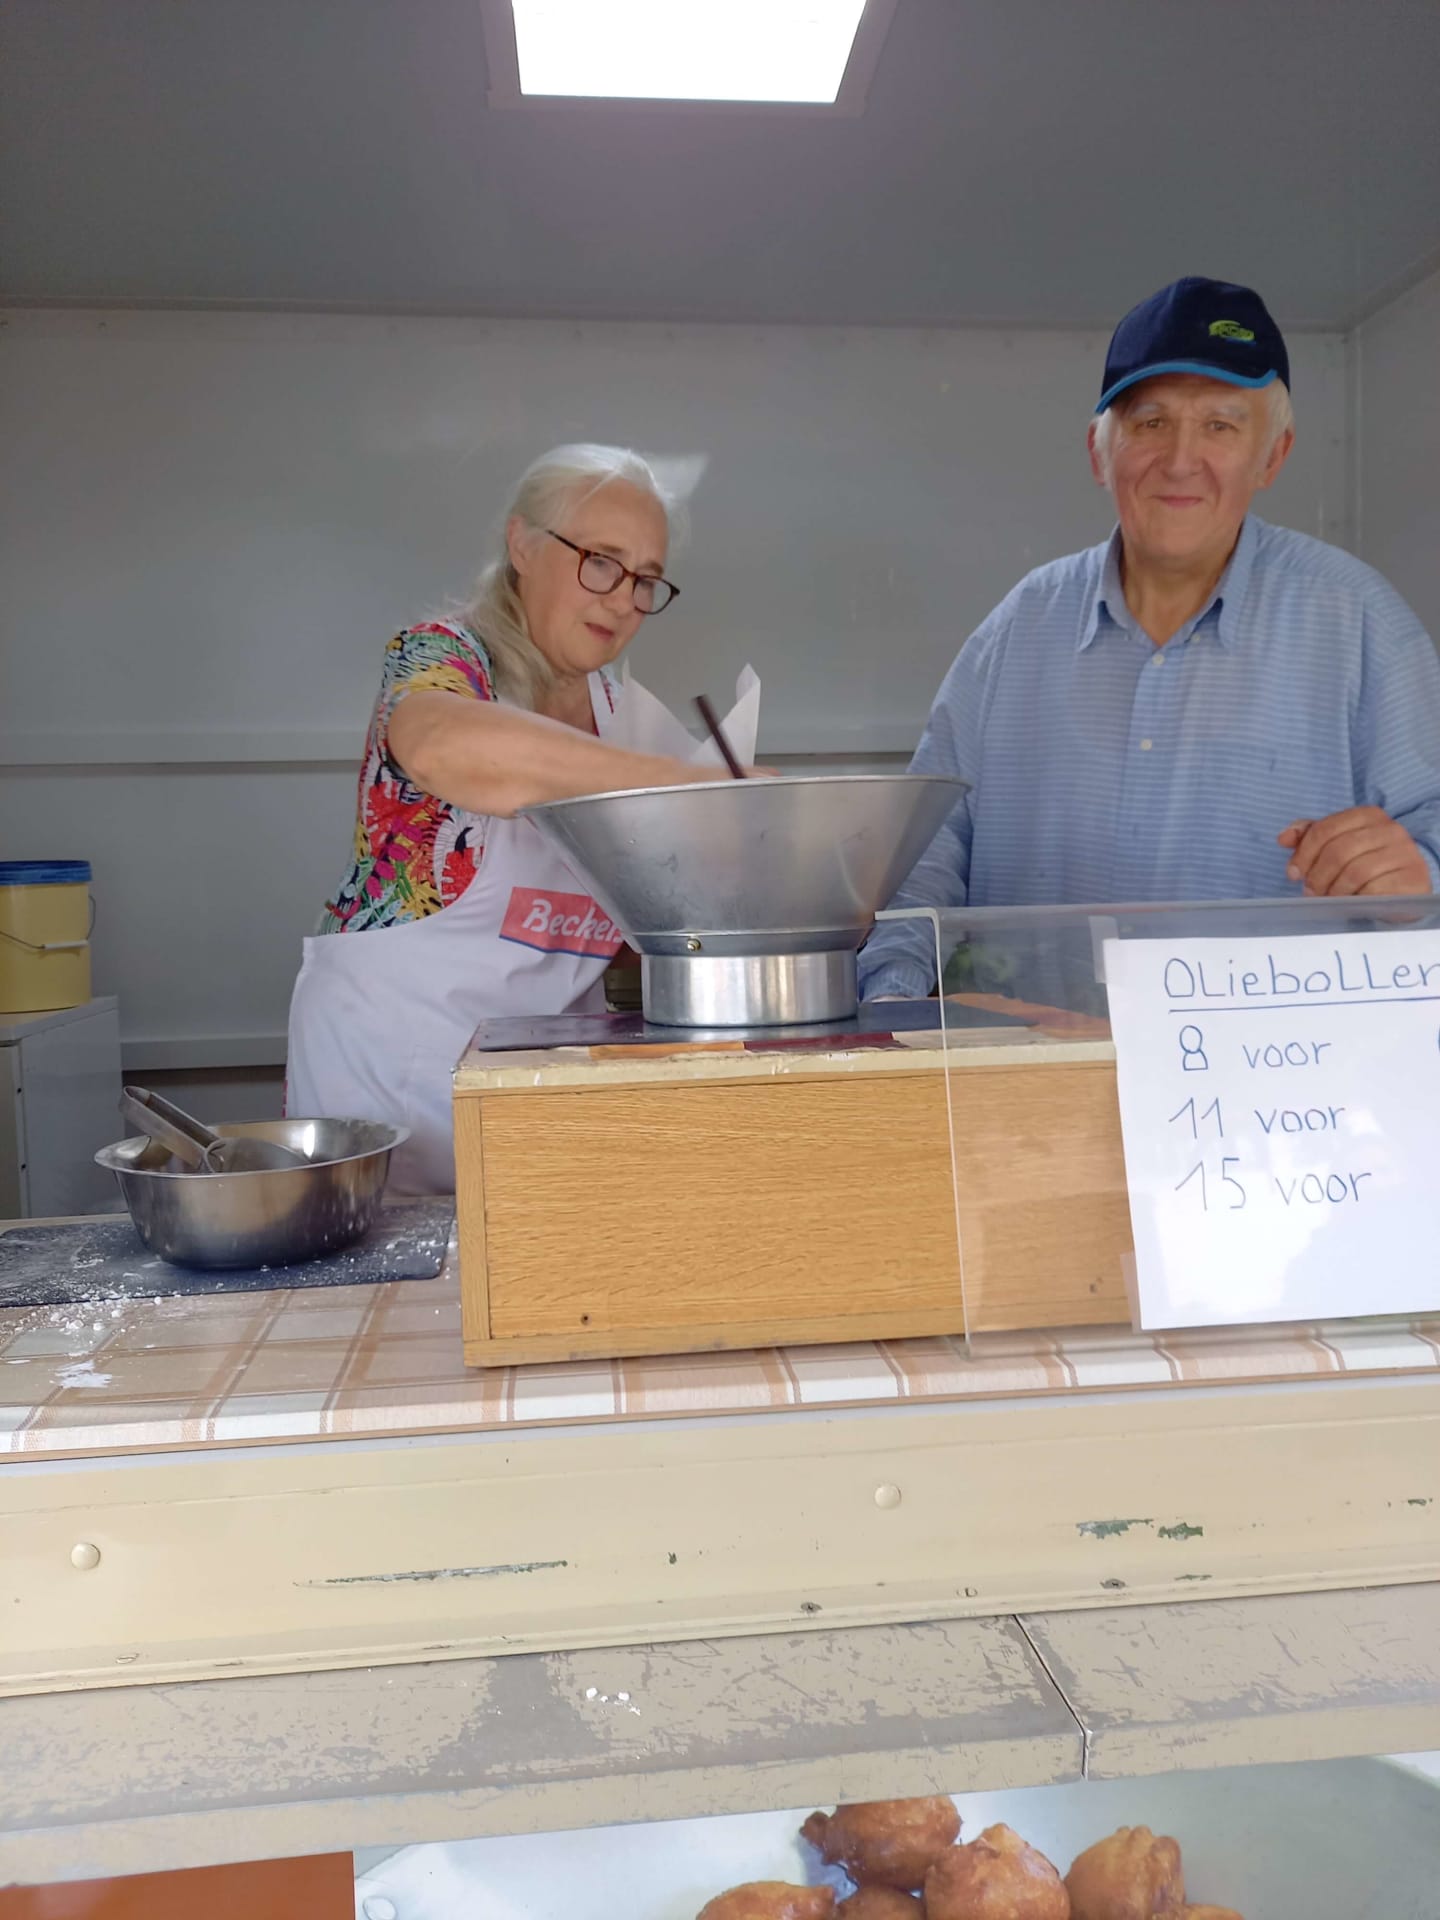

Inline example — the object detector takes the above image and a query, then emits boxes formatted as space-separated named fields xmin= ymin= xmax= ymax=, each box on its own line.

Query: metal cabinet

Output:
xmin=0 ymin=998 xmax=122 ymax=1218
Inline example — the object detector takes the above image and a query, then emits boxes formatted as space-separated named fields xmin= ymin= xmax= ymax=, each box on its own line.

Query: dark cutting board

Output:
xmin=0 ymin=1199 xmax=454 ymax=1310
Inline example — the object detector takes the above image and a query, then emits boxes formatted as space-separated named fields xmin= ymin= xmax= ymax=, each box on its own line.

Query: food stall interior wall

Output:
xmin=1353 ymin=263 xmax=1440 ymax=641
xmin=0 ymin=314 xmax=1353 ymax=1117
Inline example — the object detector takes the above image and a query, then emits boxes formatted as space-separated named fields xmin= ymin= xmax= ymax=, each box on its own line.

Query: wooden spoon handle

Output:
xmin=694 ymin=695 xmax=747 ymax=779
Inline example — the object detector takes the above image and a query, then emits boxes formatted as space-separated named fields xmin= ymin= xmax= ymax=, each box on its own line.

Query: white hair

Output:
xmin=1091 ymin=379 xmax=1294 ymax=486
xmin=448 ymin=443 xmax=681 ymax=710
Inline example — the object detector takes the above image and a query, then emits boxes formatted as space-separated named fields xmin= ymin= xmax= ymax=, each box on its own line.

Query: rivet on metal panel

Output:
xmin=874 ymin=1483 xmax=902 ymax=1509
xmin=69 ymin=1542 xmax=101 ymax=1571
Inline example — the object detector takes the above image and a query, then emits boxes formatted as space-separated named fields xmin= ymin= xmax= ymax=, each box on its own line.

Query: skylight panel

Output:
xmin=509 ymin=0 xmax=871 ymax=105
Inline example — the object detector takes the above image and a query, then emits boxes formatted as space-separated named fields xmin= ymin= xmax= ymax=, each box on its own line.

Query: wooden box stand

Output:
xmin=455 ymin=1005 xmax=1133 ymax=1367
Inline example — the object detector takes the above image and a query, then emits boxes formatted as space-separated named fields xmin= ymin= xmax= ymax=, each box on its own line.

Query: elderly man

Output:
xmin=859 ymin=275 xmax=1440 ymax=1001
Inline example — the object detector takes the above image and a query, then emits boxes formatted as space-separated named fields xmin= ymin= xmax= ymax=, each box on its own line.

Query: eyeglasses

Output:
xmin=546 ymin=530 xmax=679 ymax=615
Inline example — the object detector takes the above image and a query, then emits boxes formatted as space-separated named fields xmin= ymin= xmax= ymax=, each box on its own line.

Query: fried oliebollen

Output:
xmin=1064 ymin=1827 xmax=1186 ymax=1919
xmin=836 ymin=1890 xmax=925 ymax=1919
xmin=923 ymin=1823 xmax=1069 ymax=1920
xmin=801 ymin=1798 xmax=961 ymax=1891
xmin=696 ymin=1884 xmax=837 ymax=1920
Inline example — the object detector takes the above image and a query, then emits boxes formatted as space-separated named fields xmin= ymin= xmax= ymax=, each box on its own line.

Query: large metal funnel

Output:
xmin=521 ymin=773 xmax=966 ymax=1025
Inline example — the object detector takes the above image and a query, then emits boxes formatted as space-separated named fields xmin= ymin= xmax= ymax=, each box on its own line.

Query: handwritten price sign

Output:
xmin=1103 ymin=929 xmax=1440 ymax=1329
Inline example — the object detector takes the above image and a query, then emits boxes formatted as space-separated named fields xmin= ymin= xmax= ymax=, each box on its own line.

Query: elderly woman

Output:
xmin=286 ymin=442 xmax=713 ymax=1193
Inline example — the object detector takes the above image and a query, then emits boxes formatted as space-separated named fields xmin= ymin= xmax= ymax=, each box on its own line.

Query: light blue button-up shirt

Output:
xmin=859 ymin=515 xmax=1440 ymax=999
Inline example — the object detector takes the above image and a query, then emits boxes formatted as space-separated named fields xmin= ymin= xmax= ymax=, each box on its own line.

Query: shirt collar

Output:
xmin=1078 ymin=513 xmax=1259 ymax=652
xmin=1077 ymin=528 xmax=1128 ymax=651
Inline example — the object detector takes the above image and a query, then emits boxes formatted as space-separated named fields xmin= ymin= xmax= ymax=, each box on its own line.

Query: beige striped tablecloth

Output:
xmin=3 ymin=1258 xmax=1437 ymax=1458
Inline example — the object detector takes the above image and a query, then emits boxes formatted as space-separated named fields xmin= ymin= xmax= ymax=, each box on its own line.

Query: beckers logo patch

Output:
xmin=501 ymin=887 xmax=624 ymax=959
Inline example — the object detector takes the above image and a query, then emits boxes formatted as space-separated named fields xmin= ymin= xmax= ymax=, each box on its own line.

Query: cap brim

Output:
xmin=1096 ymin=361 xmax=1280 ymax=414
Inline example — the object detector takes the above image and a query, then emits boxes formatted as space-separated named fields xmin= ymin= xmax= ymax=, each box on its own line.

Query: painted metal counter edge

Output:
xmin=3 ymin=1378 xmax=1438 ymax=1696
xmin=4 ymin=1588 xmax=1439 ymax=1886
xmin=0 ymin=1615 xmax=1081 ymax=1884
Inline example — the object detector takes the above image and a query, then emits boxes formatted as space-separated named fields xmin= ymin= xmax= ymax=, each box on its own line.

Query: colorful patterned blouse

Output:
xmin=319 ymin=622 xmax=501 ymax=933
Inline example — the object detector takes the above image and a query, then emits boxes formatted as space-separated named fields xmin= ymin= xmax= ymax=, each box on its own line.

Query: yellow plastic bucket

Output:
xmin=0 ymin=860 xmax=94 ymax=1014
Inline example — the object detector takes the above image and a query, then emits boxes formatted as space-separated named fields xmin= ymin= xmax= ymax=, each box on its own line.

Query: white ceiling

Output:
xmin=3 ymin=0 xmax=1439 ymax=331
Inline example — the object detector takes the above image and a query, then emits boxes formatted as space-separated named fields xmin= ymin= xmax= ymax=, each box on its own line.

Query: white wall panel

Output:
xmin=1355 ymin=267 xmax=1440 ymax=639
xmin=0 ymin=764 xmax=355 ymax=1059
xmin=0 ymin=309 xmax=1350 ymax=1057
xmin=1 ymin=309 xmax=1350 ymax=756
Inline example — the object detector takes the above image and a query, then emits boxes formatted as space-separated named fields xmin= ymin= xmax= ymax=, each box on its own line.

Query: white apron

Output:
xmin=286 ymin=666 xmax=624 ymax=1194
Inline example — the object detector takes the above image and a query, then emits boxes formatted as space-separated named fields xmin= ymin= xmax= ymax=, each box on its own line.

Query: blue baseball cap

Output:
xmin=1097 ymin=276 xmax=1290 ymax=413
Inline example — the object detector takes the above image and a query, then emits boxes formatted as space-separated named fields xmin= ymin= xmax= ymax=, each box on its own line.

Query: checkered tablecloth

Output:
xmin=2 ymin=1250 xmax=1436 ymax=1458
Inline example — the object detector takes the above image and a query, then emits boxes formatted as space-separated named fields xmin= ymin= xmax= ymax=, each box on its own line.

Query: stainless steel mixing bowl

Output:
xmin=522 ymin=772 xmax=967 ymax=1024
xmin=95 ymin=1116 xmax=407 ymax=1268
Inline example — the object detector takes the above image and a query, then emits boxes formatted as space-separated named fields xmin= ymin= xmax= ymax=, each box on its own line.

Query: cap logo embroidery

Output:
xmin=1208 ymin=319 xmax=1256 ymax=342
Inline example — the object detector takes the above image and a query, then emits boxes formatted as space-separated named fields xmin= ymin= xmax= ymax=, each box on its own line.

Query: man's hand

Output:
xmin=1278 ymin=807 xmax=1433 ymax=897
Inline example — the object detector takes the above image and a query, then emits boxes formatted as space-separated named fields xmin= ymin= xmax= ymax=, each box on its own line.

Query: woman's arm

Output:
xmin=387 ymin=689 xmax=712 ymax=816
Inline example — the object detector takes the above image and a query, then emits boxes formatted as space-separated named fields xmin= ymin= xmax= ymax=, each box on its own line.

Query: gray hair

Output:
xmin=448 ymin=443 xmax=680 ymax=710
xmin=1091 ymin=379 xmax=1294 ymax=485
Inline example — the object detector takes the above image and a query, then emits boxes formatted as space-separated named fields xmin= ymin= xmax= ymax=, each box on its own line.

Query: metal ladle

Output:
xmin=120 ymin=1085 xmax=310 ymax=1175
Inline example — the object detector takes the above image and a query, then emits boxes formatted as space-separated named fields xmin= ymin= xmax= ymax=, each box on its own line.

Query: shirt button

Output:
xmin=1140 ymin=739 xmax=1154 ymax=751
xmin=1151 ymin=653 xmax=1164 ymax=666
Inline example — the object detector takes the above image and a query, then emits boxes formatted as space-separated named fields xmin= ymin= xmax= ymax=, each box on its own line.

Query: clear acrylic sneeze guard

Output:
xmin=882 ymin=895 xmax=1440 ymax=1355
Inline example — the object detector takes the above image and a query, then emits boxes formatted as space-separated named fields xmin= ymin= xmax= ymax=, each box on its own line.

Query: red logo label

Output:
xmin=500 ymin=887 xmax=624 ymax=959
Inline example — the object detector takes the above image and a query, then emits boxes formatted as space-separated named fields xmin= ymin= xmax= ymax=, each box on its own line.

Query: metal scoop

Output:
xmin=120 ymin=1085 xmax=310 ymax=1175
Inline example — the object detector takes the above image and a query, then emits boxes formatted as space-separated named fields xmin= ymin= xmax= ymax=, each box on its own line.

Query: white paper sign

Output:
xmin=1103 ymin=929 xmax=1440 ymax=1329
